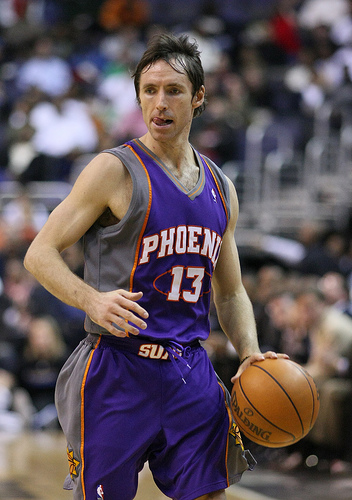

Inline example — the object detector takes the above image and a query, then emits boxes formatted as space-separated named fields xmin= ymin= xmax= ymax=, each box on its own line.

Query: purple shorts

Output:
xmin=55 ymin=334 xmax=254 ymax=500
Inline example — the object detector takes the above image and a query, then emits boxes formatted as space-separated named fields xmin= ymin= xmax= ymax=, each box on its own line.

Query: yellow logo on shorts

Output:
xmin=138 ymin=344 xmax=169 ymax=360
xmin=230 ymin=422 xmax=244 ymax=449
xmin=67 ymin=448 xmax=80 ymax=478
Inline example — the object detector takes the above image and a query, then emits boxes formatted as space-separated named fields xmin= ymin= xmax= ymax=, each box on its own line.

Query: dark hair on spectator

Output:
xmin=132 ymin=33 xmax=206 ymax=118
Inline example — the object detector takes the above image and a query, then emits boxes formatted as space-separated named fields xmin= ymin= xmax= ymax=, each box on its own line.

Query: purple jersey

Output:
xmin=56 ymin=140 xmax=255 ymax=500
xmin=84 ymin=139 xmax=230 ymax=343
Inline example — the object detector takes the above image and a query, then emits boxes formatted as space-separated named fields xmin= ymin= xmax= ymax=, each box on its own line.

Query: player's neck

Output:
xmin=139 ymin=134 xmax=195 ymax=172
xmin=139 ymin=133 xmax=199 ymax=191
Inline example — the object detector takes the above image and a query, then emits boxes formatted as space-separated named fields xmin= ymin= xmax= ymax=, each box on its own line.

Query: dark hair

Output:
xmin=132 ymin=33 xmax=206 ymax=118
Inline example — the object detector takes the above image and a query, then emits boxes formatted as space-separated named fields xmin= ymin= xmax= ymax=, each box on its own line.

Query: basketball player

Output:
xmin=24 ymin=33 xmax=287 ymax=500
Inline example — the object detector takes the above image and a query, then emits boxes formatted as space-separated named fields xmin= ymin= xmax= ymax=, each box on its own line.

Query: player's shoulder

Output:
xmin=80 ymin=147 xmax=126 ymax=180
xmin=68 ymin=148 xmax=128 ymax=203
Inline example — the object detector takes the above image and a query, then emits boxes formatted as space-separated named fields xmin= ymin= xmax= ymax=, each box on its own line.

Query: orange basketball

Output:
xmin=231 ymin=358 xmax=320 ymax=448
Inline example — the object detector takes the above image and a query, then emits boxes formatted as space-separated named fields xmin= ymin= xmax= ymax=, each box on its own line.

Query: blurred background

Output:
xmin=0 ymin=0 xmax=352 ymax=489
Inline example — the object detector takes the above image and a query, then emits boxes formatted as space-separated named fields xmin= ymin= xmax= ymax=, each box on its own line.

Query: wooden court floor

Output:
xmin=0 ymin=430 xmax=260 ymax=500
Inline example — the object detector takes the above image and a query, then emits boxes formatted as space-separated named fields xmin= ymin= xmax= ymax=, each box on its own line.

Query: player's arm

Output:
xmin=24 ymin=153 xmax=148 ymax=337
xmin=212 ymin=179 xmax=286 ymax=377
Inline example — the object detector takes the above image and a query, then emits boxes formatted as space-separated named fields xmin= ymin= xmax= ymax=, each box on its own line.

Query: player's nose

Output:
xmin=156 ymin=90 xmax=168 ymax=110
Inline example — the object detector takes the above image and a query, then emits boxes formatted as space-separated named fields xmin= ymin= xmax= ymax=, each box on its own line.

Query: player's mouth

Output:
xmin=152 ymin=117 xmax=173 ymax=127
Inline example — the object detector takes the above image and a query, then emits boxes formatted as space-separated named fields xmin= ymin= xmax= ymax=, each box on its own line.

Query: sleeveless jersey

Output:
xmin=83 ymin=139 xmax=231 ymax=344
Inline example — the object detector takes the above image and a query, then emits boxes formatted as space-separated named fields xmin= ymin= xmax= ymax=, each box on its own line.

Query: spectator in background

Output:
xmin=281 ymin=288 xmax=352 ymax=470
xmin=97 ymin=27 xmax=146 ymax=142
xmin=29 ymin=91 xmax=98 ymax=158
xmin=283 ymin=45 xmax=325 ymax=115
xmin=186 ymin=16 xmax=225 ymax=74
xmin=98 ymin=0 xmax=150 ymax=32
xmin=1 ymin=190 xmax=49 ymax=243
xmin=295 ymin=288 xmax=352 ymax=382
xmin=307 ymin=24 xmax=339 ymax=92
xmin=0 ymin=368 xmax=33 ymax=432
xmin=0 ymin=257 xmax=35 ymax=344
xmin=296 ymin=226 xmax=346 ymax=276
xmin=250 ymin=265 xmax=288 ymax=349
xmin=318 ymin=271 xmax=352 ymax=317
xmin=269 ymin=0 xmax=302 ymax=64
xmin=190 ymin=55 xmax=252 ymax=165
xmin=264 ymin=289 xmax=310 ymax=363
xmin=3 ymin=257 xmax=35 ymax=314
xmin=16 ymin=35 xmax=73 ymax=98
xmin=331 ymin=0 xmax=352 ymax=47
xmin=190 ymin=94 xmax=242 ymax=166
xmin=297 ymin=0 xmax=348 ymax=31
xmin=18 ymin=315 xmax=69 ymax=429
xmin=18 ymin=86 xmax=99 ymax=182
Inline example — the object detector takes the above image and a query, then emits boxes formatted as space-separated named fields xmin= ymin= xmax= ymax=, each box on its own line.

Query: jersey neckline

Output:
xmin=132 ymin=138 xmax=205 ymax=200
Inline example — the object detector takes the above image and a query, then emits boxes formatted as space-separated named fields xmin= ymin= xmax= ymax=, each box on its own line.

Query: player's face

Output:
xmin=138 ymin=59 xmax=204 ymax=143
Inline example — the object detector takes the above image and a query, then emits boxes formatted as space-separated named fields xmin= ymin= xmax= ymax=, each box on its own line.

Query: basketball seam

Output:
xmin=249 ymin=363 xmax=305 ymax=437
xmin=286 ymin=359 xmax=319 ymax=429
xmin=237 ymin=375 xmax=296 ymax=444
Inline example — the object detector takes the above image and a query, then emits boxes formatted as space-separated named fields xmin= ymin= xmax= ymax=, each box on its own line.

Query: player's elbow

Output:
xmin=23 ymin=246 xmax=33 ymax=273
xmin=23 ymin=242 xmax=40 ymax=276
xmin=213 ymin=281 xmax=247 ymax=305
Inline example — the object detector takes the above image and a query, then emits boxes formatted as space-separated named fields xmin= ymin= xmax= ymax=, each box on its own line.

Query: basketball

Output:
xmin=231 ymin=358 xmax=320 ymax=448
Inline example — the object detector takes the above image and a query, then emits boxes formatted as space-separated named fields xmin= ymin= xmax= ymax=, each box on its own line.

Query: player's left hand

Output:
xmin=231 ymin=351 xmax=290 ymax=383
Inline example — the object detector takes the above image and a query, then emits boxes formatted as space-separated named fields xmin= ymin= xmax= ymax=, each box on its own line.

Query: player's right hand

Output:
xmin=88 ymin=289 xmax=149 ymax=337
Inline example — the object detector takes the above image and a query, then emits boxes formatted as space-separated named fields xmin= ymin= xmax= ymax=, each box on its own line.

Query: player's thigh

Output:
xmin=149 ymin=349 xmax=233 ymax=499
xmin=82 ymin=348 xmax=162 ymax=493
xmin=57 ymin=338 xmax=162 ymax=500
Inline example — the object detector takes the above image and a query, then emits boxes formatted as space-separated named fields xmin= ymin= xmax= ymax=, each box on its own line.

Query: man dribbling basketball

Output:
xmin=24 ymin=33 xmax=287 ymax=500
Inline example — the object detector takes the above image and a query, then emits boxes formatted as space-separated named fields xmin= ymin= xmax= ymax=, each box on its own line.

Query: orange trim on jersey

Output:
xmin=218 ymin=380 xmax=232 ymax=488
xmin=126 ymin=144 xmax=153 ymax=293
xmin=189 ymin=175 xmax=204 ymax=198
xmin=80 ymin=334 xmax=102 ymax=499
xmin=201 ymin=156 xmax=229 ymax=224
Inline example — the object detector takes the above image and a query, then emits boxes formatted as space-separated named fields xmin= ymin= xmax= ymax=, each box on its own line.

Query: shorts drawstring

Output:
xmin=164 ymin=341 xmax=192 ymax=384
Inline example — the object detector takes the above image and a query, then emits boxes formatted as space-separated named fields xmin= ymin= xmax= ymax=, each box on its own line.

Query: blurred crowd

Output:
xmin=0 ymin=0 xmax=352 ymax=477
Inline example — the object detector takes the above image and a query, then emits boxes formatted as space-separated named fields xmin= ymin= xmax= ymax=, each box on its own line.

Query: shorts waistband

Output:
xmin=86 ymin=333 xmax=200 ymax=384
xmin=85 ymin=333 xmax=200 ymax=361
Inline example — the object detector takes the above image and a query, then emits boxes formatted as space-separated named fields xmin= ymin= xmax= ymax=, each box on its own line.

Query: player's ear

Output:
xmin=192 ymin=86 xmax=205 ymax=109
